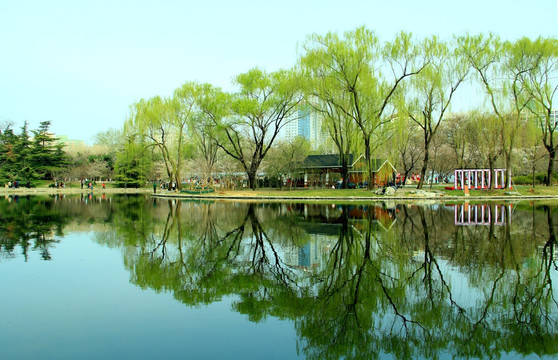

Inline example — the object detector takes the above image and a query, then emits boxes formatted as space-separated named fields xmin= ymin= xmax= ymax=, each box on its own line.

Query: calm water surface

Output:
xmin=1 ymin=194 xmax=557 ymax=359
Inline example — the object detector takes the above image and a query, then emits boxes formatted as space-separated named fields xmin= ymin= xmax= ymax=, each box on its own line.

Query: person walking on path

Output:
xmin=153 ymin=182 xmax=157 ymax=194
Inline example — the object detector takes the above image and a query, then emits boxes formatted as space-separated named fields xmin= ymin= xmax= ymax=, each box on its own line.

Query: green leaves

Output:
xmin=0 ymin=121 xmax=69 ymax=182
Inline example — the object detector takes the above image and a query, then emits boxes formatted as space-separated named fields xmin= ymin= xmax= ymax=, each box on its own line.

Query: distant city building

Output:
xmin=548 ymin=109 xmax=558 ymax=128
xmin=282 ymin=104 xmax=328 ymax=150
xmin=524 ymin=109 xmax=558 ymax=129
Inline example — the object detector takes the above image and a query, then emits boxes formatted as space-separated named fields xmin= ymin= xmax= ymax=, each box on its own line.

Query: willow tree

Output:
xmin=300 ymin=27 xmax=428 ymax=189
xmin=264 ymin=136 xmax=311 ymax=190
xmin=299 ymin=59 xmax=358 ymax=189
xmin=442 ymin=113 xmax=473 ymax=170
xmin=402 ymin=37 xmax=469 ymax=189
xmin=503 ymin=38 xmax=536 ymax=183
xmin=213 ymin=68 xmax=303 ymax=189
xmin=391 ymin=116 xmax=423 ymax=187
xmin=189 ymin=83 xmax=231 ymax=186
xmin=516 ymin=37 xmax=558 ymax=186
xmin=469 ymin=111 xmax=502 ymax=188
xmin=132 ymin=97 xmax=173 ymax=184
xmin=133 ymin=82 xmax=198 ymax=190
xmin=458 ymin=33 xmax=531 ymax=188
xmin=166 ymin=82 xmax=198 ymax=189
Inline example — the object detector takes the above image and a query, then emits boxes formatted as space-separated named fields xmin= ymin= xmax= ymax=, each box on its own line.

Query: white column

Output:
xmin=474 ymin=205 xmax=478 ymax=223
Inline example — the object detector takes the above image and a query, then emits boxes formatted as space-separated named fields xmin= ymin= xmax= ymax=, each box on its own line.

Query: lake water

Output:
xmin=1 ymin=194 xmax=557 ymax=359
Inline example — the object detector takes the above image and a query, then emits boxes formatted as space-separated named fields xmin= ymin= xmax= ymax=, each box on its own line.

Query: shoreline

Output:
xmin=151 ymin=193 xmax=558 ymax=202
xmin=0 ymin=187 xmax=152 ymax=195
xmin=2 ymin=187 xmax=558 ymax=201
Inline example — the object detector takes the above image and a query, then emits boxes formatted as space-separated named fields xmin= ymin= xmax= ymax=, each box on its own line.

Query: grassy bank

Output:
xmin=2 ymin=184 xmax=558 ymax=199
xmin=158 ymin=184 xmax=558 ymax=199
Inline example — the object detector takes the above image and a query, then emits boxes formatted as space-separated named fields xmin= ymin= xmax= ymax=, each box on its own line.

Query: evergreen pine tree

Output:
xmin=29 ymin=121 xmax=63 ymax=180
xmin=0 ymin=126 xmax=19 ymax=183
xmin=14 ymin=122 xmax=37 ymax=182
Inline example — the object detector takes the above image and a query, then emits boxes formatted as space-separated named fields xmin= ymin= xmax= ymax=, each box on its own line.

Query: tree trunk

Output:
xmin=488 ymin=158 xmax=495 ymax=190
xmin=403 ymin=169 xmax=411 ymax=188
xmin=174 ymin=174 xmax=181 ymax=192
xmin=341 ymin=165 xmax=349 ymax=189
xmin=364 ymin=139 xmax=373 ymax=190
xmin=247 ymin=170 xmax=257 ymax=190
xmin=532 ymin=164 xmax=536 ymax=189
xmin=546 ymin=149 xmax=555 ymax=186
xmin=337 ymin=152 xmax=349 ymax=189
xmin=417 ymin=149 xmax=429 ymax=189
xmin=504 ymin=151 xmax=512 ymax=189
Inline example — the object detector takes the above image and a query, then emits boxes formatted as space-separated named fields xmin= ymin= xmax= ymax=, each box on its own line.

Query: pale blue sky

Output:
xmin=1 ymin=0 xmax=557 ymax=142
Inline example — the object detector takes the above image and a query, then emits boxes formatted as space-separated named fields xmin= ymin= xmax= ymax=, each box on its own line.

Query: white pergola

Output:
xmin=454 ymin=169 xmax=509 ymax=190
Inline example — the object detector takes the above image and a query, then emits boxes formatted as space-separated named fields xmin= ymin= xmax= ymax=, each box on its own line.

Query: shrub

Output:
xmin=114 ymin=181 xmax=142 ymax=188
xmin=512 ymin=175 xmax=533 ymax=185
xmin=513 ymin=172 xmax=558 ymax=185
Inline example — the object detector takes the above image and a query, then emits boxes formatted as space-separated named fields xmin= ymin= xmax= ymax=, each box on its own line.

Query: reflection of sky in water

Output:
xmin=1 ymin=232 xmax=301 ymax=360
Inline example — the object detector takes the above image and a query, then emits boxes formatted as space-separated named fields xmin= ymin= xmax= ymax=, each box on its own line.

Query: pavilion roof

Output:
xmin=301 ymin=154 xmax=395 ymax=172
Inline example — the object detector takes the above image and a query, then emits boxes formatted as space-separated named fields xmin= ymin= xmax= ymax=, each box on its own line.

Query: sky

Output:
xmin=1 ymin=0 xmax=557 ymax=143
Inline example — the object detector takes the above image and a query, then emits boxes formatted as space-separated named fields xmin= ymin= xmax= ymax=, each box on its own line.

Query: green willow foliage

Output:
xmin=118 ymin=29 xmax=558 ymax=188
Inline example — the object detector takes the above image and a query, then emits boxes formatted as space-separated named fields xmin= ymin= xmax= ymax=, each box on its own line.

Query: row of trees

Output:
xmin=0 ymin=121 xmax=127 ymax=186
xmin=393 ymin=110 xmax=548 ymax=187
xmin=0 ymin=121 xmax=68 ymax=184
xmin=119 ymin=69 xmax=303 ymax=190
xmin=2 ymin=28 xmax=556 ymax=189
xmin=115 ymin=27 xmax=558 ymax=189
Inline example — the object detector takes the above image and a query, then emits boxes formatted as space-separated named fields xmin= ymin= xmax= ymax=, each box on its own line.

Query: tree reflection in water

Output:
xmin=6 ymin=194 xmax=555 ymax=359
xmin=0 ymin=195 xmax=67 ymax=261
xmin=93 ymin=198 xmax=558 ymax=359
xmin=0 ymin=193 xmax=125 ymax=261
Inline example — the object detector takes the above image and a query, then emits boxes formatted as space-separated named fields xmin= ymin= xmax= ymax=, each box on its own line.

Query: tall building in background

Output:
xmin=523 ymin=108 xmax=558 ymax=129
xmin=282 ymin=104 xmax=327 ymax=150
